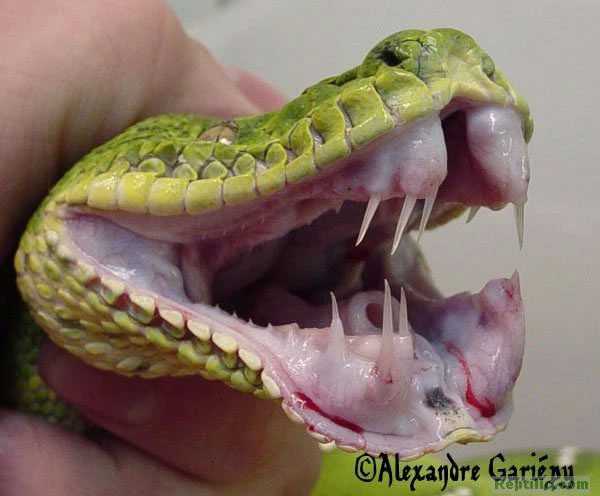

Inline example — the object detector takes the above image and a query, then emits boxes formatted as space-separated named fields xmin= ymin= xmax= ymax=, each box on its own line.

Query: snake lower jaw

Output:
xmin=42 ymin=101 xmax=529 ymax=457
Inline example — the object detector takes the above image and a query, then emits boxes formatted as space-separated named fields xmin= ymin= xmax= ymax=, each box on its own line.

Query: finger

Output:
xmin=39 ymin=341 xmax=320 ymax=493
xmin=0 ymin=409 xmax=204 ymax=496
xmin=223 ymin=65 xmax=288 ymax=112
xmin=0 ymin=0 xmax=281 ymax=260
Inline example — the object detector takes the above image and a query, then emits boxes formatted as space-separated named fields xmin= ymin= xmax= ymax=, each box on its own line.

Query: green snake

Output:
xmin=11 ymin=28 xmax=533 ymax=458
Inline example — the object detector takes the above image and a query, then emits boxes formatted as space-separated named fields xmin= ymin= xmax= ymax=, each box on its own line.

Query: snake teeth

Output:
xmin=376 ymin=279 xmax=394 ymax=377
xmin=464 ymin=203 xmax=525 ymax=248
xmin=307 ymin=429 xmax=330 ymax=444
xmin=465 ymin=206 xmax=480 ymax=223
xmin=317 ymin=440 xmax=337 ymax=452
xmin=417 ymin=185 xmax=439 ymax=242
xmin=375 ymin=283 xmax=412 ymax=385
xmin=391 ymin=195 xmax=417 ymax=255
xmin=375 ymin=280 xmax=394 ymax=379
xmin=397 ymin=287 xmax=411 ymax=341
xmin=336 ymin=444 xmax=360 ymax=453
xmin=281 ymin=400 xmax=303 ymax=422
xmin=514 ymin=202 xmax=525 ymax=250
xmin=327 ymin=292 xmax=346 ymax=359
xmin=355 ymin=194 xmax=381 ymax=246
xmin=359 ymin=185 xmax=439 ymax=249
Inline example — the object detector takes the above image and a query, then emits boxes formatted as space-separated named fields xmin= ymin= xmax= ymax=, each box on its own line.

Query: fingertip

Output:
xmin=157 ymin=37 xmax=263 ymax=118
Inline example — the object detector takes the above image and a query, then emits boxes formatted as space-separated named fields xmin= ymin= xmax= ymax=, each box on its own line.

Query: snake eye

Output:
xmin=379 ymin=49 xmax=402 ymax=66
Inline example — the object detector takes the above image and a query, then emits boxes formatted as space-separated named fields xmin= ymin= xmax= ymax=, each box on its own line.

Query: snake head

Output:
xmin=359 ymin=28 xmax=532 ymax=139
xmin=16 ymin=28 xmax=532 ymax=458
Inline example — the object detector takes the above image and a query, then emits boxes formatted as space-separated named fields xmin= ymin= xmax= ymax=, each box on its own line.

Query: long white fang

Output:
xmin=328 ymin=292 xmax=345 ymax=357
xmin=514 ymin=202 xmax=525 ymax=250
xmin=376 ymin=280 xmax=394 ymax=379
xmin=417 ymin=186 xmax=438 ymax=242
xmin=391 ymin=195 xmax=416 ymax=255
xmin=466 ymin=206 xmax=480 ymax=223
xmin=355 ymin=195 xmax=381 ymax=246
xmin=398 ymin=287 xmax=410 ymax=341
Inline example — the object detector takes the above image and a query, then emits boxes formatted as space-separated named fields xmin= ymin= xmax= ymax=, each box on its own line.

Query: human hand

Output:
xmin=0 ymin=1 xmax=321 ymax=494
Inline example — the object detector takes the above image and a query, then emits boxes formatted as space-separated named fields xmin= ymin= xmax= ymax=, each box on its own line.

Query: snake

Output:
xmin=10 ymin=28 xmax=533 ymax=458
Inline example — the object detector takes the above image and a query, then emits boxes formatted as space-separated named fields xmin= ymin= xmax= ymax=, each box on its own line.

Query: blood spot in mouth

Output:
xmin=446 ymin=344 xmax=496 ymax=418
xmin=292 ymin=392 xmax=364 ymax=433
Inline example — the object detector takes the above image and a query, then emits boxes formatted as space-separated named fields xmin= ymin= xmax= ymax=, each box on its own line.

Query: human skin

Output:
xmin=0 ymin=1 xmax=321 ymax=495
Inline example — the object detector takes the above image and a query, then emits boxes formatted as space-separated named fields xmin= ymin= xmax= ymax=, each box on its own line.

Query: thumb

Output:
xmin=39 ymin=342 xmax=319 ymax=489
xmin=0 ymin=0 xmax=282 ymax=260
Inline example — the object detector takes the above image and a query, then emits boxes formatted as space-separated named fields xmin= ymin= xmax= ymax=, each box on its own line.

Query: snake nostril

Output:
xmin=379 ymin=49 xmax=402 ymax=67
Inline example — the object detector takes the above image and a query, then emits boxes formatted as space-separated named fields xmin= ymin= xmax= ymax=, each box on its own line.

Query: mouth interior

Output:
xmin=65 ymin=103 xmax=528 ymax=454
xmin=213 ymin=199 xmax=432 ymax=328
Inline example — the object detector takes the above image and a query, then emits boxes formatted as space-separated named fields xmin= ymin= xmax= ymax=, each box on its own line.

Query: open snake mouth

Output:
xmin=54 ymin=101 xmax=529 ymax=457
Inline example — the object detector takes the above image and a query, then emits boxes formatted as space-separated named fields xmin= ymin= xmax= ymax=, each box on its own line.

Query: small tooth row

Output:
xmin=355 ymin=187 xmax=440 ymax=255
xmin=356 ymin=192 xmax=526 ymax=252
xmin=299 ymin=410 xmax=483 ymax=456
xmin=281 ymin=401 xmax=363 ymax=453
xmin=16 ymin=231 xmax=276 ymax=397
xmin=313 ymin=432 xmax=359 ymax=453
xmin=514 ymin=203 xmax=525 ymax=250
xmin=462 ymin=203 xmax=526 ymax=250
xmin=281 ymin=401 xmax=304 ymax=424
xmin=328 ymin=281 xmax=412 ymax=375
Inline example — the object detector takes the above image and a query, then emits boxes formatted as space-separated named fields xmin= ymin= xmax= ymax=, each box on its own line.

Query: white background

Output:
xmin=167 ymin=0 xmax=600 ymax=457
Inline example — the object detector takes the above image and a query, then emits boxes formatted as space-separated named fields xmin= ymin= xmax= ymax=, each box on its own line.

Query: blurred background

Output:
xmin=166 ymin=0 xmax=600 ymax=456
